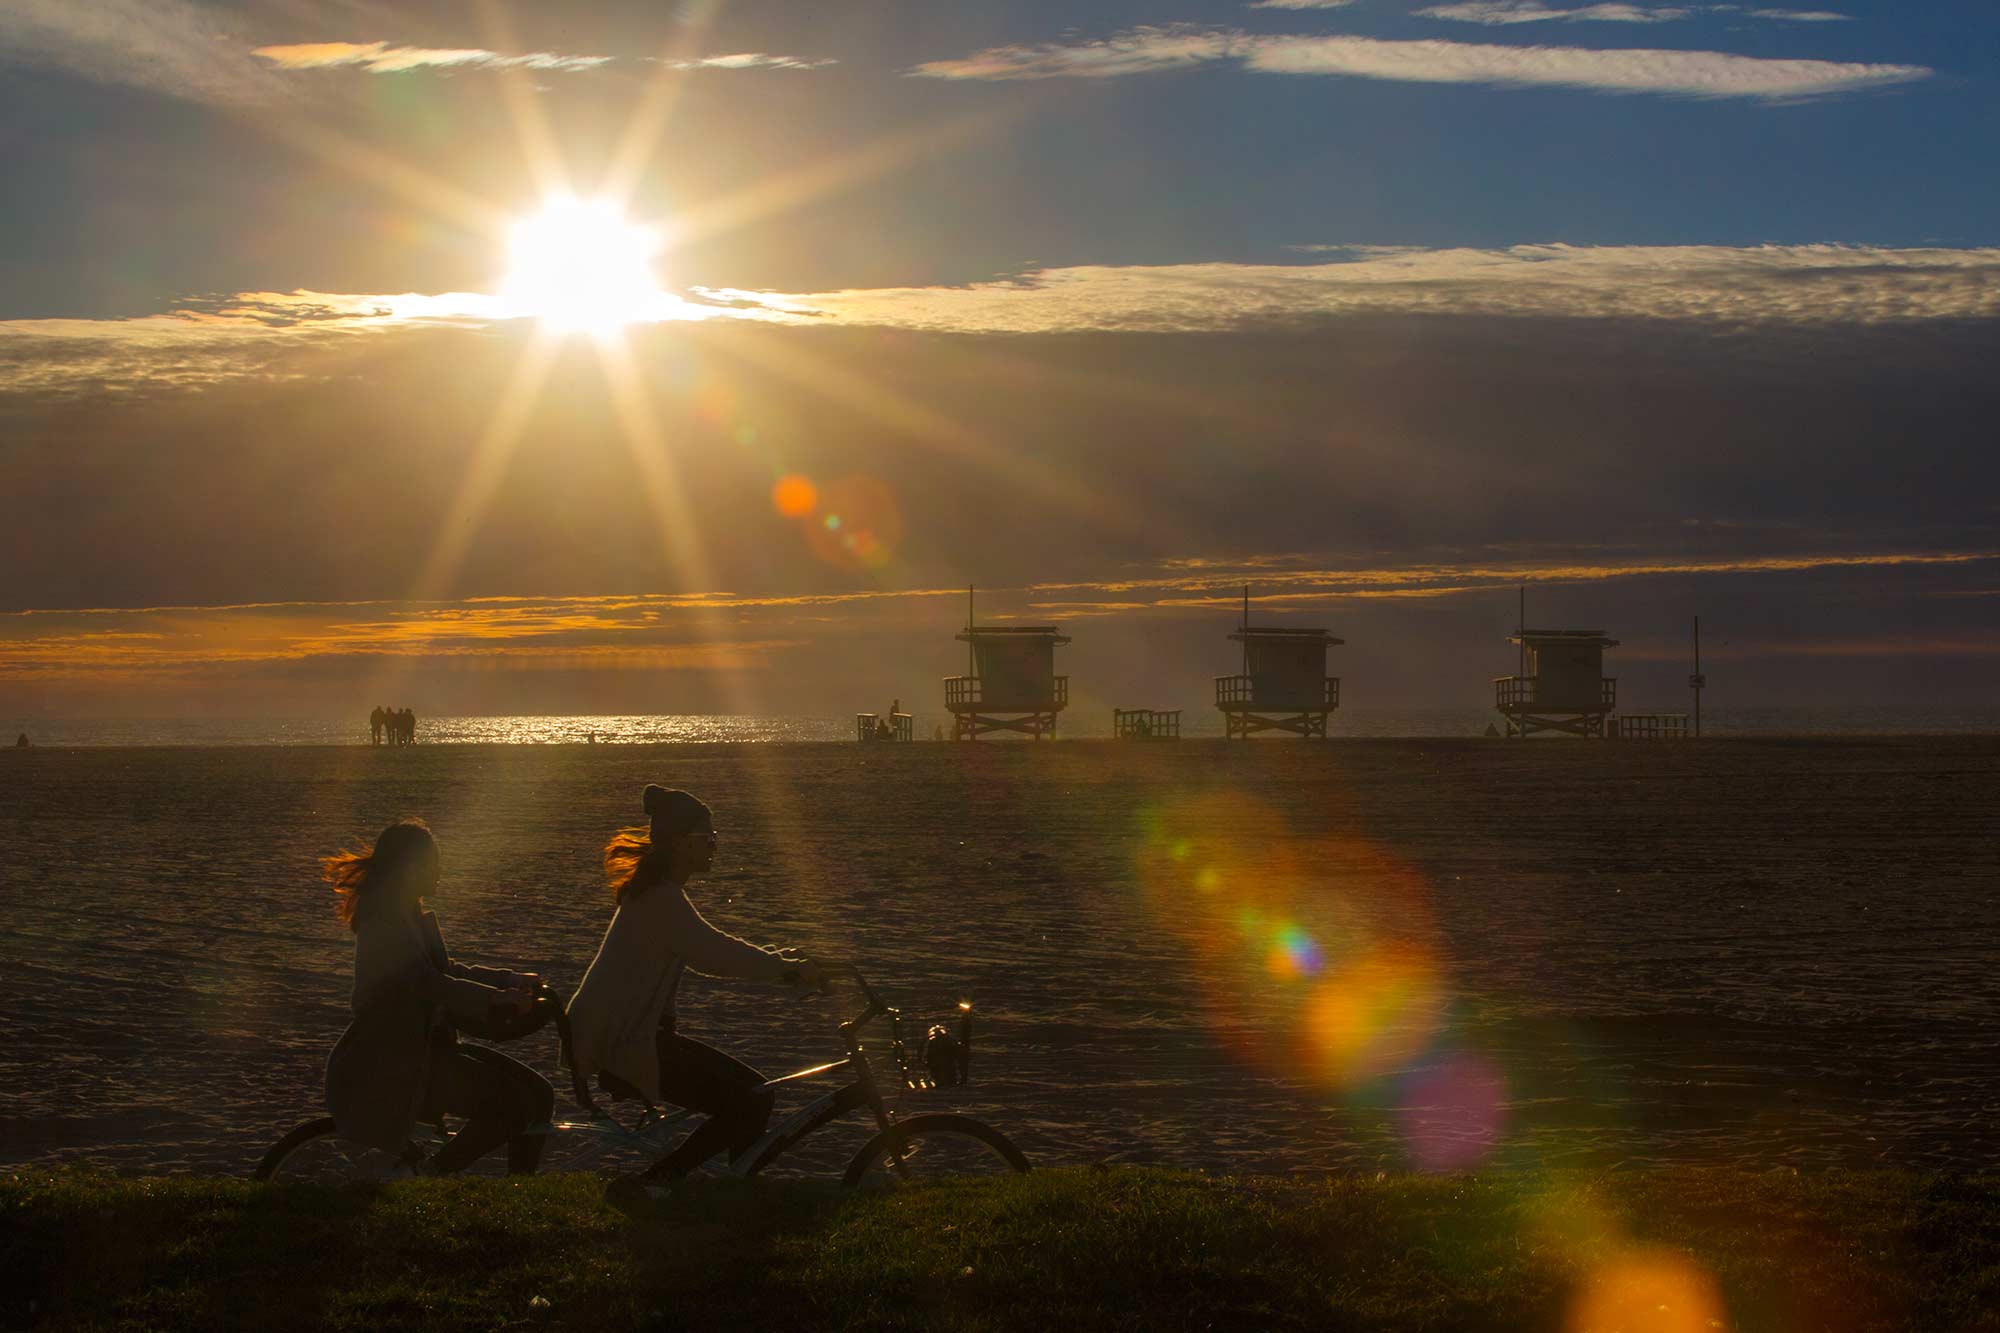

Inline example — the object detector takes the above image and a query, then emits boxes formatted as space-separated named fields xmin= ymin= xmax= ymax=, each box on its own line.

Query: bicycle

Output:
xmin=254 ymin=965 xmax=1029 ymax=1188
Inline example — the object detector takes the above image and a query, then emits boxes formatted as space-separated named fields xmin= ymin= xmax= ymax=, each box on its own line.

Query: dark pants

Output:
xmin=641 ymin=1030 xmax=773 ymax=1180
xmin=425 ymin=1044 xmax=555 ymax=1174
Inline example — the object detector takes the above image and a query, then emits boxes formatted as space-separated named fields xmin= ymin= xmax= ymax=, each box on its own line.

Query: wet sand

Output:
xmin=2 ymin=737 xmax=1995 ymax=1177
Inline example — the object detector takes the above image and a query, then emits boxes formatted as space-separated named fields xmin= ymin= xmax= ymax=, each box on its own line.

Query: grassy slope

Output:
xmin=4 ymin=1168 xmax=1998 ymax=1331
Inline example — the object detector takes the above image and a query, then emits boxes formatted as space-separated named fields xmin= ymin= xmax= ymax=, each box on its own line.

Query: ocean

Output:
xmin=7 ymin=706 xmax=1997 ymax=748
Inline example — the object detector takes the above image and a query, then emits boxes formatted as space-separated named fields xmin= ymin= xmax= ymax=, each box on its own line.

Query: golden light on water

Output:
xmin=500 ymin=195 xmax=666 ymax=334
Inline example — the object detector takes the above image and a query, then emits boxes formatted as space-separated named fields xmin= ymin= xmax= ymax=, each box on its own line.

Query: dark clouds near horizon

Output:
xmin=2 ymin=313 xmax=1995 ymax=715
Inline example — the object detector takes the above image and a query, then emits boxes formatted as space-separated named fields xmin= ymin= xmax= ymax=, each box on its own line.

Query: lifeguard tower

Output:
xmin=1215 ymin=588 xmax=1342 ymax=739
xmin=1494 ymin=592 xmax=1618 ymax=738
xmin=944 ymin=589 xmax=1070 ymax=740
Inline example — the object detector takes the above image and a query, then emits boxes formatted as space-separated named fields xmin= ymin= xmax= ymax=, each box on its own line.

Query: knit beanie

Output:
xmin=644 ymin=784 xmax=711 ymax=842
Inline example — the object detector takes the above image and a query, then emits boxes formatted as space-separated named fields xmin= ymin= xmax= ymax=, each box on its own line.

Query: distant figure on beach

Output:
xmin=567 ymin=785 xmax=827 ymax=1208
xmin=320 ymin=818 xmax=553 ymax=1174
xmin=369 ymin=706 xmax=385 ymax=746
xmin=934 ymin=724 xmax=944 ymax=741
xmin=875 ymin=716 xmax=893 ymax=741
xmin=13 ymin=732 xmax=26 ymax=748
xmin=396 ymin=708 xmax=416 ymax=745
xmin=890 ymin=697 xmax=901 ymax=717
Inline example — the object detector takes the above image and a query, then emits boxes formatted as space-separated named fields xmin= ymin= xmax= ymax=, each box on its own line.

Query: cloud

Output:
xmin=759 ymin=244 xmax=2000 ymax=333
xmin=1246 ymin=0 xmax=1360 ymax=8
xmin=1417 ymin=3 xmax=1693 ymax=23
xmin=912 ymin=25 xmax=1927 ymax=99
xmin=656 ymin=52 xmax=835 ymax=71
xmin=6 ymin=549 xmax=1990 ymax=681
xmin=251 ymin=41 xmax=610 ymax=74
xmin=0 ymin=0 xmax=284 ymax=102
xmin=1420 ymin=2 xmax=1853 ymax=21
xmin=7 ymin=243 xmax=1998 ymax=397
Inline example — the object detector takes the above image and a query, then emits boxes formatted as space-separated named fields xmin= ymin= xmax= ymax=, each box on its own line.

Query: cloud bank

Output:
xmin=1417 ymin=3 xmax=1693 ymax=24
xmin=751 ymin=244 xmax=2000 ymax=334
xmin=912 ymin=25 xmax=1925 ymax=99
xmin=6 ymin=244 xmax=1998 ymax=395
xmin=251 ymin=41 xmax=610 ymax=74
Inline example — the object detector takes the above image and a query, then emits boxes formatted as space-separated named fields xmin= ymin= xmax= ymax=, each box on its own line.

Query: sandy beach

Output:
xmin=2 ymin=736 xmax=1995 ymax=1178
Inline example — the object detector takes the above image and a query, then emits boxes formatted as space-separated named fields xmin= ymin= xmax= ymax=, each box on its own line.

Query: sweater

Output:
xmin=564 ymin=881 xmax=792 ymax=1102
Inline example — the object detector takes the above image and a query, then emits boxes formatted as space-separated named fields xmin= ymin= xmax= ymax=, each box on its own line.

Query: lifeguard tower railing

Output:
xmin=1611 ymin=713 xmax=1690 ymax=740
xmin=855 ymin=712 xmax=914 ymax=742
xmin=944 ymin=674 xmax=1069 ymax=710
xmin=1215 ymin=675 xmax=1339 ymax=710
xmin=1493 ymin=676 xmax=1617 ymax=711
xmin=1113 ymin=708 xmax=1181 ymax=740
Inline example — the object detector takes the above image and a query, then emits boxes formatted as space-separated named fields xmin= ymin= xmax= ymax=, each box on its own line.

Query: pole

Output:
xmin=967 ymin=585 xmax=976 ymax=677
xmin=1693 ymin=615 xmax=1702 ymax=739
xmin=1517 ymin=586 xmax=1526 ymax=678
xmin=1242 ymin=585 xmax=1250 ymax=675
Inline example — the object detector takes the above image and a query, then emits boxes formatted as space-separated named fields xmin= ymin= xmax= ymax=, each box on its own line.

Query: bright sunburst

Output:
xmin=501 ymin=196 xmax=664 ymax=334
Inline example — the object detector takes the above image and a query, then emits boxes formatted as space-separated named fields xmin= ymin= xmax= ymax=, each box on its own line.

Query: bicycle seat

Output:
xmin=597 ymin=1071 xmax=654 ymax=1107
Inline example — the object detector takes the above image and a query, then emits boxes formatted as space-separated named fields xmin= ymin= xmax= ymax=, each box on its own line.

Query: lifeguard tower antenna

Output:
xmin=1215 ymin=585 xmax=1343 ymax=739
xmin=944 ymin=586 xmax=1071 ymax=740
xmin=1494 ymin=586 xmax=1618 ymax=738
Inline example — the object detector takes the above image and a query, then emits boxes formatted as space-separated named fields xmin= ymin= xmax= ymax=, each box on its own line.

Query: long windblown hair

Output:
xmin=321 ymin=817 xmax=436 ymax=930
xmin=604 ymin=826 xmax=666 ymax=904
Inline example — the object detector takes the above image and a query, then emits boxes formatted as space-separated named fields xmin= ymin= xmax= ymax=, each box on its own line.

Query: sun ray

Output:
xmin=602 ymin=17 xmax=723 ymax=208
xmin=401 ymin=331 xmax=561 ymax=611
xmin=667 ymin=106 xmax=1020 ymax=252
xmin=473 ymin=0 xmax=575 ymax=203
xmin=700 ymin=325 xmax=1152 ymax=542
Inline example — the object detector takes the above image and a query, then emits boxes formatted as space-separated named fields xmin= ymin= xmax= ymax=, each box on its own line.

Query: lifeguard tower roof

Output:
xmin=956 ymin=625 xmax=1072 ymax=644
xmin=1229 ymin=626 xmax=1344 ymax=646
xmin=1509 ymin=628 xmax=1618 ymax=648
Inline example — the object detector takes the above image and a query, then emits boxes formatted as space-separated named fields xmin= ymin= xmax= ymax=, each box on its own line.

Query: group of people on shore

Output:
xmin=322 ymin=785 xmax=820 ymax=1208
xmin=369 ymin=706 xmax=418 ymax=746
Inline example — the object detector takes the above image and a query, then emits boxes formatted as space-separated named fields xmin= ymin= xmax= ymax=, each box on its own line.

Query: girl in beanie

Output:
xmin=566 ymin=786 xmax=825 ymax=1192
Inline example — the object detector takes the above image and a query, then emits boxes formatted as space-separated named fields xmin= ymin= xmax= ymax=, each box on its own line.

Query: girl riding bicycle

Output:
xmin=321 ymin=818 xmax=554 ymax=1174
xmin=567 ymin=786 xmax=826 ymax=1187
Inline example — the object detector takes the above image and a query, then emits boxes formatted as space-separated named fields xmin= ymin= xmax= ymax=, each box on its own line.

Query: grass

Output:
xmin=4 ymin=1167 xmax=1998 ymax=1330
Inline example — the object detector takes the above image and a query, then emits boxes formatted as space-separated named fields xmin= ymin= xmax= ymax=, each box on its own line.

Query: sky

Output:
xmin=1 ymin=0 xmax=1995 ymax=722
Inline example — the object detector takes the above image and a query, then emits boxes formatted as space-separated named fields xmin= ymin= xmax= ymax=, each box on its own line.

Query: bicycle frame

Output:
xmin=536 ymin=964 xmax=936 ymax=1179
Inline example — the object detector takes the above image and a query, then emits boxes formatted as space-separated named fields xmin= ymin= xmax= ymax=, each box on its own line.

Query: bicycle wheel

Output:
xmin=254 ymin=1118 xmax=410 ymax=1183
xmin=840 ymin=1113 xmax=1030 ymax=1188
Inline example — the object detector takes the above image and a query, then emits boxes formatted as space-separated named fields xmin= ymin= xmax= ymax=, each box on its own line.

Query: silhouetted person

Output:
xmin=370 ymin=706 xmax=385 ymax=746
xmin=13 ymin=732 xmax=26 ymax=749
xmin=403 ymin=708 xmax=417 ymax=745
xmin=875 ymin=717 xmax=892 ymax=741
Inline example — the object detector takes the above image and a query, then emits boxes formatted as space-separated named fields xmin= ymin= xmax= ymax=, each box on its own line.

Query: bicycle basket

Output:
xmin=868 ymin=1004 xmax=974 ymax=1092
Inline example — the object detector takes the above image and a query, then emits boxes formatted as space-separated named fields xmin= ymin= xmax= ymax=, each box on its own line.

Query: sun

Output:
xmin=501 ymin=196 xmax=665 ymax=335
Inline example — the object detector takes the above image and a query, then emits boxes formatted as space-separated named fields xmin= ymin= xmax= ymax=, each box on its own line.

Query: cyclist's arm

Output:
xmin=665 ymin=888 xmax=797 ymax=983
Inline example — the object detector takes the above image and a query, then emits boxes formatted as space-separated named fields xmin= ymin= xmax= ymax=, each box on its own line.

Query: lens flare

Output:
xmin=772 ymin=474 xmax=817 ymax=518
xmin=1397 ymin=1053 xmax=1508 ymax=1172
xmin=1135 ymin=789 xmax=1455 ymax=1113
xmin=1567 ymin=1250 xmax=1725 ymax=1333
xmin=800 ymin=475 xmax=902 ymax=572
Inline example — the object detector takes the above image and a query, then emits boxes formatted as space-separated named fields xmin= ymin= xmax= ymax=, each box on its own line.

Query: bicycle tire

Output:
xmin=840 ymin=1113 xmax=1030 ymax=1188
xmin=254 ymin=1118 xmax=341 ymax=1181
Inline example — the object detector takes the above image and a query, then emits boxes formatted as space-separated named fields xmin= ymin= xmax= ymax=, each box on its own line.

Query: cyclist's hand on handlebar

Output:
xmin=782 ymin=958 xmax=832 ymax=994
xmin=495 ymin=983 xmax=540 ymax=1014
